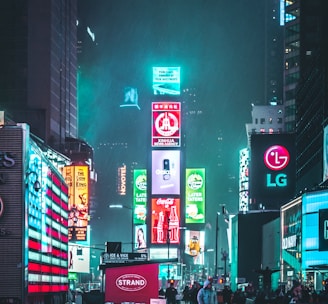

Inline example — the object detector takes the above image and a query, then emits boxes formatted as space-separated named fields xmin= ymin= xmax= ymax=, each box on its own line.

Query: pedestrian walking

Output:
xmin=197 ymin=280 xmax=216 ymax=304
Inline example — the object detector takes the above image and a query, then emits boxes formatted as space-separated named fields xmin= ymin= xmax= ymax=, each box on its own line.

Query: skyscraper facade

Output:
xmin=281 ymin=0 xmax=328 ymax=191
xmin=0 ymin=0 xmax=78 ymax=150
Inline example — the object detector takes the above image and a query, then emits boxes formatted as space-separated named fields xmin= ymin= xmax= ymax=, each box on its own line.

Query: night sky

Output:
xmin=77 ymin=0 xmax=266 ymax=254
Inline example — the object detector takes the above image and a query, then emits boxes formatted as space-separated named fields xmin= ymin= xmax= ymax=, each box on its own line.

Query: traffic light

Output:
xmin=218 ymin=277 xmax=225 ymax=284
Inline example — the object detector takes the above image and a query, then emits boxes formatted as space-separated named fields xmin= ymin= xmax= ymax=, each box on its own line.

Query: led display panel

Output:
xmin=152 ymin=101 xmax=181 ymax=147
xmin=302 ymin=190 xmax=328 ymax=268
xmin=63 ymin=165 xmax=89 ymax=241
xmin=239 ymin=148 xmax=249 ymax=212
xmin=152 ymin=67 xmax=180 ymax=96
xmin=134 ymin=224 xmax=147 ymax=250
xmin=27 ymin=146 xmax=69 ymax=293
xmin=250 ymin=134 xmax=295 ymax=203
xmin=185 ymin=230 xmax=205 ymax=265
xmin=185 ymin=169 xmax=205 ymax=224
xmin=323 ymin=125 xmax=328 ymax=182
xmin=152 ymin=150 xmax=180 ymax=195
xmin=151 ymin=198 xmax=180 ymax=244
xmin=133 ymin=169 xmax=147 ymax=225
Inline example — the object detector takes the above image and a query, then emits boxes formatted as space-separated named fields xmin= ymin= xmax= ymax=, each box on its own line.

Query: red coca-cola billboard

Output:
xmin=105 ymin=263 xmax=159 ymax=303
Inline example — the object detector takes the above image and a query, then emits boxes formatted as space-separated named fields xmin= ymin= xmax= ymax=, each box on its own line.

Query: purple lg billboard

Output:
xmin=151 ymin=150 xmax=180 ymax=195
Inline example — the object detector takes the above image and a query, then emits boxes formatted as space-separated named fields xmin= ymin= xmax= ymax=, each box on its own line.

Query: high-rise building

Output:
xmin=288 ymin=0 xmax=328 ymax=192
xmin=264 ymin=0 xmax=284 ymax=105
xmin=0 ymin=0 xmax=78 ymax=150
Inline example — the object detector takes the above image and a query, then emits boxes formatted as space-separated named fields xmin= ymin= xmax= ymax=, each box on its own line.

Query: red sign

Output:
xmin=263 ymin=145 xmax=290 ymax=171
xmin=105 ymin=264 xmax=159 ymax=303
xmin=152 ymin=102 xmax=181 ymax=147
xmin=151 ymin=198 xmax=180 ymax=244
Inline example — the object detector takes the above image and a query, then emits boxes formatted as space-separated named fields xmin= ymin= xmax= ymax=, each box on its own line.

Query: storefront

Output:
xmin=281 ymin=190 xmax=328 ymax=291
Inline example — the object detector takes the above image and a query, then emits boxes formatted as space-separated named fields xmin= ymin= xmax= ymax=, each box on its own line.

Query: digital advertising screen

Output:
xmin=323 ymin=125 xmax=328 ymax=182
xmin=27 ymin=146 xmax=69 ymax=293
xmin=239 ymin=148 xmax=250 ymax=212
xmin=152 ymin=67 xmax=180 ymax=96
xmin=133 ymin=169 xmax=147 ymax=225
xmin=158 ymin=264 xmax=179 ymax=280
xmin=185 ymin=168 xmax=205 ymax=224
xmin=185 ymin=230 xmax=205 ymax=265
xmin=151 ymin=198 xmax=180 ymax=244
xmin=62 ymin=165 xmax=89 ymax=241
xmin=68 ymin=244 xmax=90 ymax=273
xmin=134 ymin=224 xmax=147 ymax=250
xmin=302 ymin=190 xmax=328 ymax=268
xmin=250 ymin=133 xmax=295 ymax=202
xmin=152 ymin=150 xmax=180 ymax=195
xmin=152 ymin=101 xmax=181 ymax=147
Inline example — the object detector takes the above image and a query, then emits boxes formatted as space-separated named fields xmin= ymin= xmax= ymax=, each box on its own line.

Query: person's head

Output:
xmin=203 ymin=280 xmax=212 ymax=289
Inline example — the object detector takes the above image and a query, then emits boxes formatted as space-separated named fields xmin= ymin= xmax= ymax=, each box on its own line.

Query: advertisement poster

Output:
xmin=135 ymin=224 xmax=147 ymax=250
xmin=185 ymin=168 xmax=205 ymax=223
xmin=105 ymin=263 xmax=159 ymax=303
xmin=63 ymin=165 xmax=89 ymax=241
xmin=151 ymin=198 xmax=180 ymax=244
xmin=133 ymin=169 xmax=147 ymax=225
xmin=68 ymin=244 xmax=90 ymax=273
xmin=152 ymin=67 xmax=180 ymax=96
xmin=152 ymin=150 xmax=180 ymax=195
xmin=152 ymin=101 xmax=181 ymax=147
xmin=185 ymin=230 xmax=205 ymax=265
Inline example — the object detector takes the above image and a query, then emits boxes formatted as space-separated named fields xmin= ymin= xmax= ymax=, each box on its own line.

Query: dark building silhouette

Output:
xmin=0 ymin=1 xmax=78 ymax=150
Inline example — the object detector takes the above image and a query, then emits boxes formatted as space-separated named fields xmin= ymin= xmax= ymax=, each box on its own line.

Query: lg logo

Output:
xmin=264 ymin=145 xmax=289 ymax=170
xmin=264 ymin=145 xmax=290 ymax=188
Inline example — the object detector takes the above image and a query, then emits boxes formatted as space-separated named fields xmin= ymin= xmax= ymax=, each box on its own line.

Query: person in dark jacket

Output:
xmin=165 ymin=282 xmax=178 ymax=304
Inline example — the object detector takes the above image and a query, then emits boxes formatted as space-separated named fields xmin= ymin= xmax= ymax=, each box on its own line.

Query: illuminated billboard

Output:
xmin=185 ymin=230 xmax=205 ymax=265
xmin=239 ymin=148 xmax=249 ymax=212
xmin=250 ymin=134 xmax=295 ymax=204
xmin=133 ymin=169 xmax=147 ymax=225
xmin=27 ymin=145 xmax=69 ymax=293
xmin=302 ymin=191 xmax=328 ymax=267
xmin=323 ymin=125 xmax=328 ymax=182
xmin=152 ymin=150 xmax=180 ymax=195
xmin=151 ymin=198 xmax=180 ymax=244
xmin=134 ymin=224 xmax=147 ymax=250
xmin=152 ymin=101 xmax=181 ymax=147
xmin=185 ymin=168 xmax=205 ymax=223
xmin=120 ymin=86 xmax=140 ymax=110
xmin=62 ymin=165 xmax=89 ymax=241
xmin=152 ymin=67 xmax=180 ymax=96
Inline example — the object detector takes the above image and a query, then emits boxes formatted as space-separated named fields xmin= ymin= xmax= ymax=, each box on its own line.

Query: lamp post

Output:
xmin=167 ymin=217 xmax=171 ymax=280
xmin=215 ymin=212 xmax=219 ymax=278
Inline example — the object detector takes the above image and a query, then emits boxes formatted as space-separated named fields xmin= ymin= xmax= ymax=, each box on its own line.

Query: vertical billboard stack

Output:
xmin=63 ymin=165 xmax=91 ymax=276
xmin=150 ymin=67 xmax=182 ymax=280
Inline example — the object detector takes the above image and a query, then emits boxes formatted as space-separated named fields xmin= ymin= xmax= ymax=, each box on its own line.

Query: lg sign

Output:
xmin=264 ymin=145 xmax=290 ymax=188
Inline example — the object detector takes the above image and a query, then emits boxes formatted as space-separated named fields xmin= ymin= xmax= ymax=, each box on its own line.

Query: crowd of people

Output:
xmin=161 ymin=280 xmax=328 ymax=304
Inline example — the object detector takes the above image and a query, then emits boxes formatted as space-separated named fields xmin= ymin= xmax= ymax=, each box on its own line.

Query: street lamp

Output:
xmin=215 ymin=212 xmax=220 ymax=278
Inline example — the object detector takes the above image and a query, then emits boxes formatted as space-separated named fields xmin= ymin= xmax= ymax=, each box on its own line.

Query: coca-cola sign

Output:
xmin=115 ymin=274 xmax=147 ymax=291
